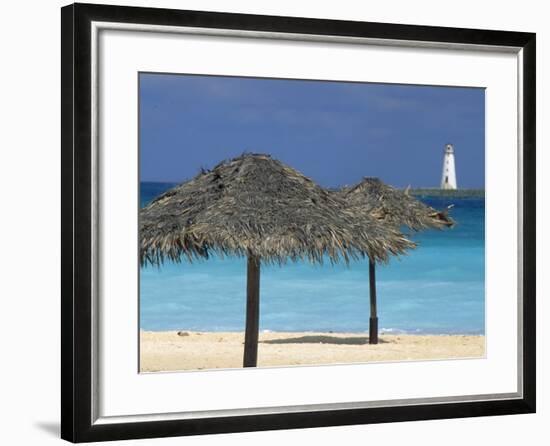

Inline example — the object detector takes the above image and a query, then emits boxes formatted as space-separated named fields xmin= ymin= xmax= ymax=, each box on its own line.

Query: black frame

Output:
xmin=61 ymin=2 xmax=536 ymax=442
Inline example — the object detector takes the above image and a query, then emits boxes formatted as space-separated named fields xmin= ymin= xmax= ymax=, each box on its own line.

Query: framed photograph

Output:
xmin=61 ymin=2 xmax=536 ymax=442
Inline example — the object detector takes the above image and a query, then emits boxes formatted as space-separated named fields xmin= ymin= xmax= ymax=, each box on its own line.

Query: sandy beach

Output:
xmin=140 ymin=331 xmax=485 ymax=372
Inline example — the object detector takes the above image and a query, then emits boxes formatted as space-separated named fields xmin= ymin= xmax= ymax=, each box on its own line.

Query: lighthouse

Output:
xmin=440 ymin=143 xmax=457 ymax=190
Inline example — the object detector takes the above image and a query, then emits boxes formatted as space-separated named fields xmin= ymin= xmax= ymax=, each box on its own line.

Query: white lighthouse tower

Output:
xmin=440 ymin=143 xmax=457 ymax=190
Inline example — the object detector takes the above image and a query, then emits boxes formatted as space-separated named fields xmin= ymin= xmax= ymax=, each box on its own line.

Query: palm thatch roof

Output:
xmin=140 ymin=154 xmax=415 ymax=267
xmin=337 ymin=177 xmax=454 ymax=231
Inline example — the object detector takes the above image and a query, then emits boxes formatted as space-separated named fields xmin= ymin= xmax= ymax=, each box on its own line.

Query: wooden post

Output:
xmin=368 ymin=258 xmax=379 ymax=344
xmin=243 ymin=255 xmax=260 ymax=367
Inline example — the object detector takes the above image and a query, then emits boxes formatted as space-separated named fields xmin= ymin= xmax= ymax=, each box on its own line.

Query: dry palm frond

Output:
xmin=337 ymin=177 xmax=454 ymax=231
xmin=140 ymin=154 xmax=415 ymax=267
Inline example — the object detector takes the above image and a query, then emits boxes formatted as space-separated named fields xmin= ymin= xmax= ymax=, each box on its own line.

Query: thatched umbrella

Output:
xmin=140 ymin=154 xmax=414 ymax=367
xmin=337 ymin=177 xmax=454 ymax=344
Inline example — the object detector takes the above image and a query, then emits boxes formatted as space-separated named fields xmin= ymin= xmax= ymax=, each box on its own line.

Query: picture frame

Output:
xmin=61 ymin=2 xmax=536 ymax=442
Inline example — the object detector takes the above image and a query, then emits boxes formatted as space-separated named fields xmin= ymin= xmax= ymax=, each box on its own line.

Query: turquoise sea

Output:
xmin=140 ymin=182 xmax=485 ymax=335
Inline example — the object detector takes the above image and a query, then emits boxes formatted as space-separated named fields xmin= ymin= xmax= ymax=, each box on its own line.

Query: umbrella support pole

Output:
xmin=369 ymin=259 xmax=379 ymax=345
xmin=243 ymin=255 xmax=260 ymax=367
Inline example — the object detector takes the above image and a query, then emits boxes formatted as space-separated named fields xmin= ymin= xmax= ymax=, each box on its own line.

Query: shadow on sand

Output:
xmin=260 ymin=335 xmax=388 ymax=345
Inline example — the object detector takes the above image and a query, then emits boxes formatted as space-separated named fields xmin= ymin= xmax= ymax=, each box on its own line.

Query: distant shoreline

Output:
xmin=142 ymin=181 xmax=485 ymax=199
xmin=408 ymin=188 xmax=485 ymax=198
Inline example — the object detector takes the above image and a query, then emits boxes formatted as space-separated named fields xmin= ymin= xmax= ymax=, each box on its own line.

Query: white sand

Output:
xmin=140 ymin=331 xmax=485 ymax=372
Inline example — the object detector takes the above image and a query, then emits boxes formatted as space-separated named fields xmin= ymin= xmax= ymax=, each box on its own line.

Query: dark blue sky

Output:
xmin=139 ymin=73 xmax=485 ymax=188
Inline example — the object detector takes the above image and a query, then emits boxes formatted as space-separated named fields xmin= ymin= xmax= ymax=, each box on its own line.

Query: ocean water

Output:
xmin=140 ymin=182 xmax=485 ymax=334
